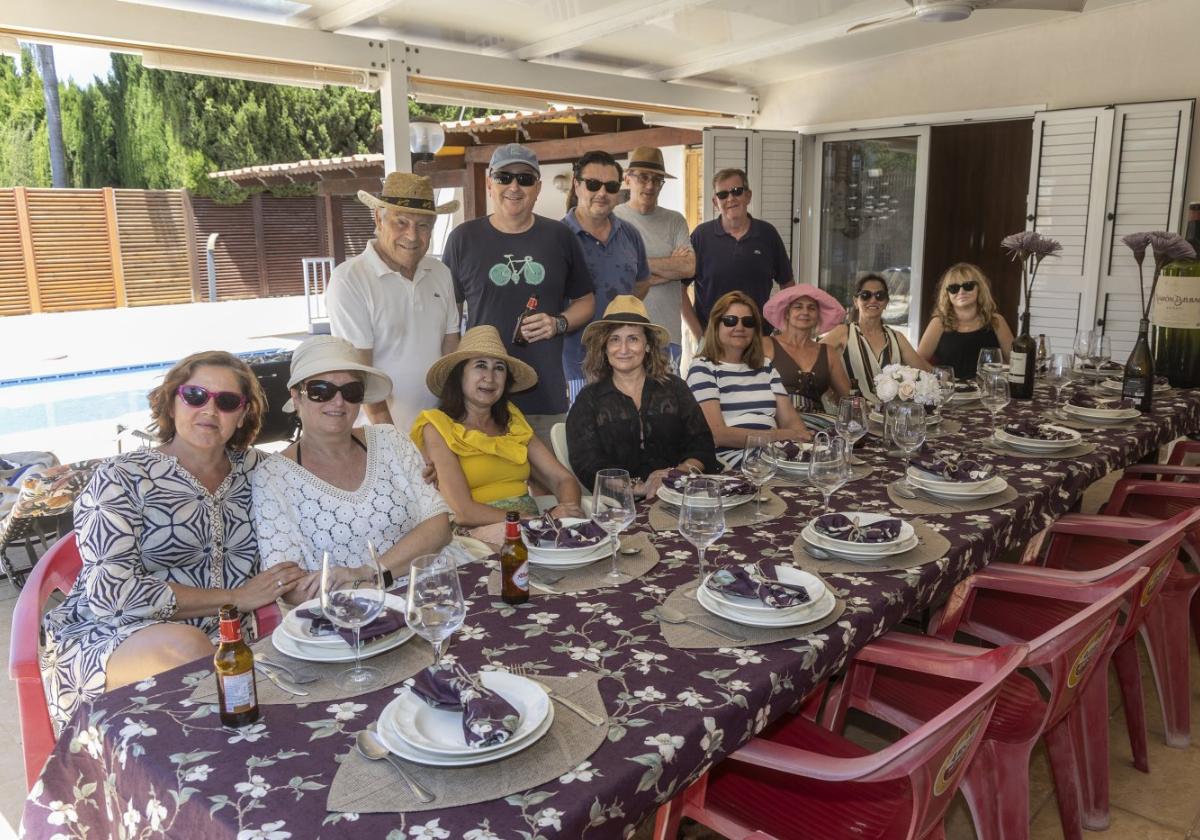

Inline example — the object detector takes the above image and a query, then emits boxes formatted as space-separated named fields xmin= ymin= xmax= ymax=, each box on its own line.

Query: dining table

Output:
xmin=21 ymin=384 xmax=1200 ymax=840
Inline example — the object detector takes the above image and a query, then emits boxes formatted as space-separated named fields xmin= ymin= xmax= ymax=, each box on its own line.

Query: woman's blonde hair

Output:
xmin=149 ymin=350 xmax=265 ymax=450
xmin=698 ymin=291 xmax=766 ymax=369
xmin=581 ymin=324 xmax=671 ymax=383
xmin=936 ymin=263 xmax=998 ymax=331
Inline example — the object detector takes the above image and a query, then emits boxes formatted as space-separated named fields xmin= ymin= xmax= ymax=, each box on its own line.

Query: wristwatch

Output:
xmin=554 ymin=315 xmax=569 ymax=336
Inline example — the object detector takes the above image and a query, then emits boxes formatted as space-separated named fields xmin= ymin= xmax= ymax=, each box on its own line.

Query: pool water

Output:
xmin=0 ymin=369 xmax=165 ymax=437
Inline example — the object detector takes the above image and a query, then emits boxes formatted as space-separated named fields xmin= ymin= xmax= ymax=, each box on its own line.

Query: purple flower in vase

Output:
xmin=1124 ymin=231 xmax=1196 ymax=319
xmin=1001 ymin=230 xmax=1062 ymax=311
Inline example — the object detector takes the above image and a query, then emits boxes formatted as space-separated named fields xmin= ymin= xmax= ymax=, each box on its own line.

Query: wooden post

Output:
xmin=462 ymin=162 xmax=488 ymax=220
xmin=251 ymin=193 xmax=270 ymax=297
xmin=102 ymin=187 xmax=128 ymax=307
xmin=13 ymin=186 xmax=40 ymax=314
xmin=181 ymin=190 xmax=201 ymax=301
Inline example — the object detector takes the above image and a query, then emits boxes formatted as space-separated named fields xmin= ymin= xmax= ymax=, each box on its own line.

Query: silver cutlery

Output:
xmin=892 ymin=483 xmax=956 ymax=511
xmin=256 ymin=657 xmax=319 ymax=684
xmin=509 ymin=665 xmax=606 ymax=726
xmin=655 ymin=605 xmax=746 ymax=643
xmin=357 ymin=728 xmax=436 ymax=803
xmin=255 ymin=663 xmax=308 ymax=696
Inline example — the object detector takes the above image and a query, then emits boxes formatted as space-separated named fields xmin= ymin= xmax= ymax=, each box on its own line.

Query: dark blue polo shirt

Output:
xmin=685 ymin=215 xmax=793 ymax=327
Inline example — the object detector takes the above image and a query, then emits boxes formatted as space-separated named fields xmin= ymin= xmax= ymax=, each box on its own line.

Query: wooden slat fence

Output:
xmin=339 ymin=197 xmax=374 ymax=260
xmin=26 ymin=188 xmax=117 ymax=312
xmin=115 ymin=189 xmax=193 ymax=308
xmin=0 ymin=189 xmax=28 ymax=316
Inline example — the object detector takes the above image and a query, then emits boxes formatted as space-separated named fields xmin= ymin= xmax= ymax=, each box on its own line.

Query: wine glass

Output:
xmin=591 ymin=469 xmax=637 ymax=582
xmin=979 ymin=371 xmax=1011 ymax=438
xmin=405 ymin=551 xmax=466 ymax=670
xmin=835 ymin=396 xmax=868 ymax=464
xmin=1088 ymin=332 xmax=1111 ymax=378
xmin=321 ymin=545 xmax=387 ymax=691
xmin=809 ymin=433 xmax=848 ymax=517
xmin=740 ymin=434 xmax=778 ymax=520
xmin=1045 ymin=351 xmax=1073 ymax=415
xmin=976 ymin=347 xmax=1004 ymax=381
xmin=677 ymin=477 xmax=725 ymax=599
xmin=891 ymin=403 xmax=927 ymax=491
xmin=932 ymin=365 xmax=955 ymax=428
xmin=1073 ymin=329 xmax=1093 ymax=373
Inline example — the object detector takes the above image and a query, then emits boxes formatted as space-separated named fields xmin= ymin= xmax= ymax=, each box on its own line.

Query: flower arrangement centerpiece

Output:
xmin=1001 ymin=230 xmax=1062 ymax=327
xmin=1122 ymin=231 xmax=1196 ymax=323
xmin=873 ymin=364 xmax=942 ymax=407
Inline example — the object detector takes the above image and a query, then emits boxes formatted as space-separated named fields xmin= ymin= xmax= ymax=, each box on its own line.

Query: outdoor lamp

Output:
xmin=409 ymin=117 xmax=445 ymax=165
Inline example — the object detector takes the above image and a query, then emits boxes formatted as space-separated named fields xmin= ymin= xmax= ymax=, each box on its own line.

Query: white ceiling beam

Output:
xmin=310 ymin=0 xmax=401 ymax=33
xmin=503 ymin=0 xmax=719 ymax=61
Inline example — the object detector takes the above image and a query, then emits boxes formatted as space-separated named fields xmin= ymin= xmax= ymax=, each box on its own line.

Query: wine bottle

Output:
xmin=1121 ymin=318 xmax=1154 ymax=413
xmin=214 ymin=605 xmax=259 ymax=728
xmin=511 ymin=296 xmax=539 ymax=347
xmin=1151 ymin=202 xmax=1200 ymax=388
xmin=499 ymin=511 xmax=529 ymax=605
xmin=1007 ymin=311 xmax=1036 ymax=399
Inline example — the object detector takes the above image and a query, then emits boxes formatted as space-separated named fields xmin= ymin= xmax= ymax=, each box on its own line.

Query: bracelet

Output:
xmin=382 ymin=568 xmax=394 ymax=589
xmin=554 ymin=315 xmax=569 ymax=336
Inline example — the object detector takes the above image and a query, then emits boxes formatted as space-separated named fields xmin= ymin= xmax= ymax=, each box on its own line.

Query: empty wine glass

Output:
xmin=932 ymin=365 xmax=955 ymax=429
xmin=591 ymin=469 xmax=637 ymax=582
xmin=677 ymin=477 xmax=725 ymax=599
xmin=405 ymin=551 xmax=466 ymax=670
xmin=1045 ymin=351 xmax=1073 ymax=415
xmin=740 ymin=434 xmax=778 ymax=520
xmin=979 ymin=371 xmax=1011 ymax=438
xmin=835 ymin=396 xmax=868 ymax=464
xmin=1088 ymin=332 xmax=1111 ymax=376
xmin=321 ymin=545 xmax=387 ymax=691
xmin=809 ymin=433 xmax=848 ymax=517
xmin=891 ymin=403 xmax=927 ymax=491
xmin=1073 ymin=329 xmax=1093 ymax=373
xmin=976 ymin=347 xmax=1004 ymax=382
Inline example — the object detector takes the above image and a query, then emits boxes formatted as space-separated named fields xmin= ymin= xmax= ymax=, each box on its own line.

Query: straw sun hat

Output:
xmin=425 ymin=326 xmax=538 ymax=397
xmin=282 ymin=335 xmax=392 ymax=412
xmin=582 ymin=295 xmax=671 ymax=345
xmin=357 ymin=171 xmax=460 ymax=216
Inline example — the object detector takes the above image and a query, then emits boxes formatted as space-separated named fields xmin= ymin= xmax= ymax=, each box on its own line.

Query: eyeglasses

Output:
xmin=303 ymin=379 xmax=366 ymax=404
xmin=856 ymin=290 xmax=889 ymax=302
xmin=630 ymin=172 xmax=665 ymax=188
xmin=491 ymin=171 xmax=539 ymax=187
xmin=719 ymin=314 xmax=757 ymax=328
xmin=578 ymin=178 xmax=621 ymax=194
xmin=946 ymin=281 xmax=978 ymax=295
xmin=176 ymin=385 xmax=247 ymax=412
xmin=714 ymin=186 xmax=747 ymax=200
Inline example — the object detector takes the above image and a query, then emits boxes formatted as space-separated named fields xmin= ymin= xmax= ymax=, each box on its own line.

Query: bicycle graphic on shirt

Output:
xmin=488 ymin=254 xmax=546 ymax=287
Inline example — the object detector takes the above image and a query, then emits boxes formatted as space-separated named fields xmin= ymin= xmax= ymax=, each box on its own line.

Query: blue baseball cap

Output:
xmin=488 ymin=143 xmax=540 ymax=175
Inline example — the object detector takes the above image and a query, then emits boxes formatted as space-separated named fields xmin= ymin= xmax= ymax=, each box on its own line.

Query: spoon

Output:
xmin=655 ymin=605 xmax=745 ymax=643
xmin=892 ymin=482 xmax=954 ymax=511
xmin=356 ymin=729 xmax=435 ymax=803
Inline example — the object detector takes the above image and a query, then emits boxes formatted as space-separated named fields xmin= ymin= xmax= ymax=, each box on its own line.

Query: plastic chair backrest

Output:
xmin=549 ymin=422 xmax=570 ymax=471
xmin=1104 ymin=479 xmax=1200 ymax=546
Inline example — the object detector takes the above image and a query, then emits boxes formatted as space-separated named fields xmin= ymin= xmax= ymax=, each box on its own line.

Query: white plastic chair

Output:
xmin=550 ymin=422 xmax=570 ymax=470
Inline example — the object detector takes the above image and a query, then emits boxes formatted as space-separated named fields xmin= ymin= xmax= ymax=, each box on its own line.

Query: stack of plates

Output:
xmin=522 ymin=517 xmax=608 ymax=570
xmin=906 ymin=467 xmax=1009 ymax=500
xmin=949 ymin=384 xmax=981 ymax=403
xmin=994 ymin=424 xmax=1081 ymax=453
xmin=656 ymin=480 xmax=755 ymax=510
xmin=767 ymin=443 xmax=811 ymax=473
xmin=1101 ymin=378 xmax=1169 ymax=394
xmin=271 ymin=595 xmax=414 ymax=663
xmin=800 ymin=512 xmax=919 ymax=561
xmin=1063 ymin=402 xmax=1141 ymax=425
xmin=697 ymin=565 xmax=836 ymax=627
xmin=375 ymin=671 xmax=553 ymax=767
xmin=1075 ymin=364 xmax=1121 ymax=380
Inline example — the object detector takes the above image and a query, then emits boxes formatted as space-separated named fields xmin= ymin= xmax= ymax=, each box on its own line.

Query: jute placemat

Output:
xmin=327 ymin=672 xmax=608 ymax=814
xmin=649 ymin=488 xmax=786 ymax=532
xmin=768 ymin=464 xmax=875 ymax=488
xmin=886 ymin=479 xmax=1018 ymax=515
xmin=486 ymin=532 xmax=659 ymax=596
xmin=189 ymin=632 xmax=431 ymax=706
xmin=657 ymin=584 xmax=846 ymax=650
xmin=1041 ymin=412 xmax=1137 ymax=432
xmin=790 ymin=520 xmax=952 ymax=574
xmin=984 ymin=440 xmax=1098 ymax=459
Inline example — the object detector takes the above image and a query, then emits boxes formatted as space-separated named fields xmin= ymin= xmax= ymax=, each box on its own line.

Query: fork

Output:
xmin=509 ymin=665 xmax=606 ymax=726
xmin=256 ymin=657 xmax=319 ymax=685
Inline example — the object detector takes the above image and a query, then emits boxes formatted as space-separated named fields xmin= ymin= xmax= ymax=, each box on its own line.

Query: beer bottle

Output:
xmin=511 ymin=296 xmax=539 ymax=347
xmin=499 ymin=511 xmax=529 ymax=605
xmin=214 ymin=604 xmax=260 ymax=727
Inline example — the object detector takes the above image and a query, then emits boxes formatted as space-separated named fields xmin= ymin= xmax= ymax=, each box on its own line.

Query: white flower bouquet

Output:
xmin=873 ymin=364 xmax=942 ymax=407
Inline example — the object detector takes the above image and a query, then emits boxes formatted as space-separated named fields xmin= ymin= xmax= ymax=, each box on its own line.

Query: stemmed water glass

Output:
xmin=809 ymin=433 xmax=848 ymax=517
xmin=891 ymin=403 xmax=927 ymax=491
xmin=1073 ymin=329 xmax=1093 ymax=374
xmin=933 ymin=365 xmax=955 ymax=429
xmin=979 ymin=371 xmax=1011 ymax=439
xmin=740 ymin=434 xmax=778 ymax=520
xmin=321 ymin=545 xmax=387 ymax=691
xmin=591 ymin=469 xmax=637 ymax=582
xmin=677 ymin=477 xmax=725 ymax=599
xmin=1087 ymin=332 xmax=1111 ymax=378
xmin=1045 ymin=351 xmax=1073 ymax=416
xmin=835 ymin=396 xmax=868 ymax=464
xmin=977 ymin=347 xmax=1004 ymax=382
xmin=405 ymin=551 xmax=466 ymax=670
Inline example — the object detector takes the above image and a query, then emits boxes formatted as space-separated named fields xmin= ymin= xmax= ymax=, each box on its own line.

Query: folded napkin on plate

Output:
xmin=706 ymin=564 xmax=811 ymax=609
xmin=912 ymin=454 xmax=994 ymax=482
xmin=520 ymin=515 xmax=605 ymax=549
xmin=1002 ymin=420 xmax=1074 ymax=441
xmin=409 ymin=665 xmax=520 ymax=748
xmin=1079 ymin=360 xmax=1122 ymax=371
xmin=954 ymin=382 xmax=979 ymax=393
xmin=777 ymin=440 xmax=808 ymax=462
xmin=1068 ymin=392 xmax=1134 ymax=410
xmin=814 ymin=513 xmax=902 ymax=543
xmin=296 ymin=599 xmax=404 ymax=646
xmin=663 ymin=470 xmax=754 ymax=496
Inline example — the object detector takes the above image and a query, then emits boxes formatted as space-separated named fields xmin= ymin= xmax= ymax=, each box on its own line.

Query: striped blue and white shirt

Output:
xmin=686 ymin=357 xmax=787 ymax=465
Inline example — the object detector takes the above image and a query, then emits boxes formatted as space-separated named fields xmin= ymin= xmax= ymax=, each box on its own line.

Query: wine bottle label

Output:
xmin=1008 ymin=351 xmax=1028 ymax=385
xmin=1151 ymin=275 xmax=1200 ymax=329
xmin=1121 ymin=379 xmax=1145 ymax=399
xmin=220 ymin=671 xmax=257 ymax=713
xmin=513 ymin=562 xmax=529 ymax=591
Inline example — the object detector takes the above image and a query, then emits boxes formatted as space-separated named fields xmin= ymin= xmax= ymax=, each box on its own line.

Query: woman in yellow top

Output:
xmin=412 ymin=326 xmax=584 ymax=531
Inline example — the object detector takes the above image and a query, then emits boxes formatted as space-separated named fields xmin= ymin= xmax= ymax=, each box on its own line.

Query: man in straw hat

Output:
xmin=613 ymin=146 xmax=694 ymax=372
xmin=327 ymin=172 xmax=461 ymax=432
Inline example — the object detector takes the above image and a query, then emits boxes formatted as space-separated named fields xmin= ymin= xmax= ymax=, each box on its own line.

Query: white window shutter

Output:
xmin=701 ymin=129 xmax=750 ymax=223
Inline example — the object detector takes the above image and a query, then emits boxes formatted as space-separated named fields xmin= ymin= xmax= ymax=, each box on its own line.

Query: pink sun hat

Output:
xmin=764 ymin=283 xmax=846 ymax=335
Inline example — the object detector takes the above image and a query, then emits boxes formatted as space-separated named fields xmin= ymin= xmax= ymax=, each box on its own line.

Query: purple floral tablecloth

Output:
xmin=23 ymin=387 xmax=1200 ymax=840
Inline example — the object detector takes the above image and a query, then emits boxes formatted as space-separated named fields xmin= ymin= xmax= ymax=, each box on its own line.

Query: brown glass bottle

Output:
xmin=499 ymin=511 xmax=529 ymax=605
xmin=214 ymin=604 xmax=259 ymax=727
xmin=511 ymin=296 xmax=539 ymax=347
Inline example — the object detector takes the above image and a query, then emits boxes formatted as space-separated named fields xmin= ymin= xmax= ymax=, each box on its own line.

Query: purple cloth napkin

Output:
xmin=777 ymin=440 xmax=808 ymax=462
xmin=814 ymin=513 xmax=902 ymax=544
xmin=1003 ymin=420 xmax=1074 ymax=441
xmin=520 ymin=516 xmax=605 ymax=549
xmin=912 ymin=454 xmax=994 ymax=482
xmin=409 ymin=666 xmax=520 ymax=748
xmin=297 ymin=600 xmax=404 ymax=646
xmin=663 ymin=470 xmax=754 ymax=497
xmin=1069 ymin=392 xmax=1134 ymax=410
xmin=706 ymin=564 xmax=811 ymax=609
xmin=1080 ymin=360 xmax=1122 ymax=372
xmin=954 ymin=382 xmax=979 ymax=393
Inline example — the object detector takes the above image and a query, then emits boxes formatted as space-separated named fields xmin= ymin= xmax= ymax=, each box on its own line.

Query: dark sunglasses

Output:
xmin=177 ymin=384 xmax=247 ymax=412
xmin=946 ymin=281 xmax=978 ymax=295
xmin=719 ymin=314 xmax=757 ymax=328
xmin=714 ymin=186 xmax=747 ymax=200
xmin=303 ymin=379 xmax=366 ymax=404
xmin=856 ymin=290 xmax=889 ymax=302
xmin=491 ymin=171 xmax=539 ymax=187
xmin=578 ymin=177 xmax=621 ymax=194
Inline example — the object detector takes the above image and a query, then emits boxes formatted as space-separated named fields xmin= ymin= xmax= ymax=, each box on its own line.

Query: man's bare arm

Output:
xmin=648 ymin=246 xmax=696 ymax=281
xmin=351 ymin=347 xmax=394 ymax=425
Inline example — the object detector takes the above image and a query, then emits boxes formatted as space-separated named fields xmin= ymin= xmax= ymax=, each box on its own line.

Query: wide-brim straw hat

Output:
xmin=282 ymin=335 xmax=393 ymax=412
xmin=764 ymin=283 xmax=846 ymax=335
xmin=626 ymin=146 xmax=676 ymax=179
xmin=425 ymin=326 xmax=538 ymax=397
xmin=357 ymin=171 xmax=460 ymax=216
xmin=582 ymin=295 xmax=671 ymax=345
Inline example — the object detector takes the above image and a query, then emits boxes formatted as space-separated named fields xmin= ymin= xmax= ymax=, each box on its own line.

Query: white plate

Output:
xmin=1100 ymin=378 xmax=1169 ymax=394
xmin=377 ymin=696 xmax=555 ymax=767
xmin=1075 ymin=365 xmax=1121 ymax=379
xmin=271 ymin=621 xmax=414 ymax=663
xmin=528 ymin=540 xmax=610 ymax=570
xmin=656 ymin=482 xmax=755 ymax=510
xmin=949 ymin=387 xmax=981 ymax=403
xmin=802 ymin=512 xmax=914 ymax=552
xmin=385 ymin=671 xmax=550 ymax=757
xmin=697 ymin=583 xmax=837 ymax=627
xmin=994 ymin=426 xmax=1081 ymax=451
xmin=766 ymin=446 xmax=811 ymax=472
xmin=906 ymin=465 xmax=995 ymax=491
xmin=803 ymin=527 xmax=920 ymax=559
xmin=520 ymin=517 xmax=605 ymax=560
xmin=279 ymin=594 xmax=407 ymax=648
xmin=906 ymin=472 xmax=1008 ymax=499
xmin=1063 ymin=403 xmax=1141 ymax=423
xmin=701 ymin=565 xmax=826 ymax=617
xmin=869 ymin=410 xmax=941 ymax=426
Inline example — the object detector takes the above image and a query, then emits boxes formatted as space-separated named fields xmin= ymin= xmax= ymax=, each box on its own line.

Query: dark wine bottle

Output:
xmin=1121 ymin=318 xmax=1154 ymax=413
xmin=1007 ymin=311 xmax=1036 ymax=399
xmin=1151 ymin=202 xmax=1200 ymax=388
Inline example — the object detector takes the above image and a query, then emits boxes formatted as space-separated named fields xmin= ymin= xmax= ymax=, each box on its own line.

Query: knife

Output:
xmin=255 ymin=663 xmax=309 ymax=696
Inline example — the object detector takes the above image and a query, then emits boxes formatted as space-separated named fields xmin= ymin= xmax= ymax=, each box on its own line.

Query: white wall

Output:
xmin=755 ymin=0 xmax=1200 ymax=205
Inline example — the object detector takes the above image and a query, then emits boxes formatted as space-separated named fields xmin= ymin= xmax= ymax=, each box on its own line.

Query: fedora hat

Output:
xmin=582 ymin=295 xmax=671 ymax=345
xmin=625 ymin=146 xmax=676 ymax=180
xmin=763 ymin=283 xmax=847 ymax=336
xmin=357 ymin=171 xmax=460 ymax=217
xmin=425 ymin=326 xmax=538 ymax=397
xmin=282 ymin=336 xmax=392 ymax=412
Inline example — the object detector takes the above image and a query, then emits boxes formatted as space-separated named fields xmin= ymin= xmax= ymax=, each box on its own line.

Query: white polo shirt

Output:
xmin=327 ymin=241 xmax=459 ymax=432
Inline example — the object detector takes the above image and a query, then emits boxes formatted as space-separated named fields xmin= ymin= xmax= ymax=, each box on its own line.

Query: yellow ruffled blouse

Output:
xmin=410 ymin=406 xmax=533 ymax=504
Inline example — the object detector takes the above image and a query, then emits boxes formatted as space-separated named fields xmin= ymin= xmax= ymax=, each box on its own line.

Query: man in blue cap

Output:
xmin=443 ymin=143 xmax=595 ymax=447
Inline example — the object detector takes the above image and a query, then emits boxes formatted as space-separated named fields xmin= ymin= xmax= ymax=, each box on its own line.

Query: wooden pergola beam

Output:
xmin=463 ymin=125 xmax=701 ymax=165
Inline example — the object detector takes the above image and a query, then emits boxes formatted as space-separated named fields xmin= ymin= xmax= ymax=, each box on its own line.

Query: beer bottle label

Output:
xmin=218 ymin=616 xmax=241 ymax=644
xmin=220 ymin=671 xmax=257 ymax=713
xmin=513 ymin=562 xmax=529 ymax=591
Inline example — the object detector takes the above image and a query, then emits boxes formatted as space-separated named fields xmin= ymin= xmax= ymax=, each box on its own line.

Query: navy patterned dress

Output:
xmin=41 ymin=448 xmax=260 ymax=730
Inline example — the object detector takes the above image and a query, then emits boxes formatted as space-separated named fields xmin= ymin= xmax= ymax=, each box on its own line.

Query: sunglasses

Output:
xmin=856 ymin=290 xmax=889 ymax=302
xmin=176 ymin=384 xmax=247 ymax=412
xmin=946 ymin=281 xmax=978 ymax=295
xmin=719 ymin=314 xmax=757 ymax=328
xmin=714 ymin=186 xmax=747 ymax=200
xmin=303 ymin=379 xmax=366 ymax=404
xmin=491 ymin=171 xmax=539 ymax=187
xmin=578 ymin=177 xmax=621 ymax=194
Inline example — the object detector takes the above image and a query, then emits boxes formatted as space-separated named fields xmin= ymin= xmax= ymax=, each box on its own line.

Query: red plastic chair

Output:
xmin=9 ymin=533 xmax=284 ymax=789
xmin=652 ymin=638 xmax=1026 ymax=840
